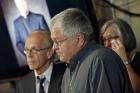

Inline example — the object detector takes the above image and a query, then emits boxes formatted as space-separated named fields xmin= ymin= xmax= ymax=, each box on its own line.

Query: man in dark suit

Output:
xmin=16 ymin=29 xmax=66 ymax=93
xmin=14 ymin=0 xmax=48 ymax=55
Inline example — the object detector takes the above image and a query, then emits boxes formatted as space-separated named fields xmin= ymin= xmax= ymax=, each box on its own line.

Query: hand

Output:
xmin=111 ymin=39 xmax=128 ymax=61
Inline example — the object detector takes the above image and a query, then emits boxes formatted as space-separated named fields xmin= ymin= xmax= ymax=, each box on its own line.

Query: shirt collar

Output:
xmin=21 ymin=11 xmax=31 ymax=19
xmin=67 ymin=40 xmax=96 ymax=72
xmin=35 ymin=62 xmax=53 ymax=82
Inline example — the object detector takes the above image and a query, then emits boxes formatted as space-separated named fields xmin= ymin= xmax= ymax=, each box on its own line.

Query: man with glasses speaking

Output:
xmin=16 ymin=29 xmax=66 ymax=93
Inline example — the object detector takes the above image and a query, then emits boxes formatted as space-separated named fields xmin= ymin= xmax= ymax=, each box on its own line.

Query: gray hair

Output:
xmin=49 ymin=8 xmax=93 ymax=40
xmin=100 ymin=19 xmax=136 ymax=52
xmin=28 ymin=29 xmax=53 ymax=48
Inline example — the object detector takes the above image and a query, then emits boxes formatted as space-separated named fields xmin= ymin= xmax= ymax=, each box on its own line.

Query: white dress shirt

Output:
xmin=35 ymin=63 xmax=53 ymax=93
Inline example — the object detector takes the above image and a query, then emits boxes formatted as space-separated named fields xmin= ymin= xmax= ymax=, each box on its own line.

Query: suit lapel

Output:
xmin=30 ymin=72 xmax=36 ymax=93
xmin=23 ymin=71 xmax=36 ymax=93
xmin=47 ymin=62 xmax=66 ymax=93
xmin=48 ymin=64 xmax=57 ymax=93
xmin=48 ymin=64 xmax=62 ymax=93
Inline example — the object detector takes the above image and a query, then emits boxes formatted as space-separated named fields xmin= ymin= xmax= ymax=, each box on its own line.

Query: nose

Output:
xmin=104 ymin=40 xmax=112 ymax=48
xmin=52 ymin=43 xmax=59 ymax=51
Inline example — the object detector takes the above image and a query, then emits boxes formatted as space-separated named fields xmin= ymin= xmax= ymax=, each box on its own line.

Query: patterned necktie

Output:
xmin=37 ymin=76 xmax=46 ymax=93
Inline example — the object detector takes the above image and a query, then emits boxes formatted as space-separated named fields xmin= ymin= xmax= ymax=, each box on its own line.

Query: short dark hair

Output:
xmin=100 ymin=19 xmax=136 ymax=52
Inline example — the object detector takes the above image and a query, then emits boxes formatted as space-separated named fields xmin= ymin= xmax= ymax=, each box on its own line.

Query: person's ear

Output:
xmin=76 ymin=33 xmax=86 ymax=47
xmin=47 ymin=49 xmax=54 ymax=59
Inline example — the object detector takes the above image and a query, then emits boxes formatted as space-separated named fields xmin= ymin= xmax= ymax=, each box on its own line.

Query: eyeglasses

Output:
xmin=103 ymin=36 xmax=120 ymax=42
xmin=54 ymin=38 xmax=68 ymax=46
xmin=53 ymin=35 xmax=76 ymax=46
xmin=24 ymin=47 xmax=50 ymax=54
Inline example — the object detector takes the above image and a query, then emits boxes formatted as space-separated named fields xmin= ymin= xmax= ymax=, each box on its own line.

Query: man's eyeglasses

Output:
xmin=54 ymin=38 xmax=68 ymax=46
xmin=24 ymin=47 xmax=50 ymax=54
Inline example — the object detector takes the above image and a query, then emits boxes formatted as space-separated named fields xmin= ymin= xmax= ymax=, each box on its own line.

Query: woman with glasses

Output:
xmin=100 ymin=19 xmax=140 ymax=93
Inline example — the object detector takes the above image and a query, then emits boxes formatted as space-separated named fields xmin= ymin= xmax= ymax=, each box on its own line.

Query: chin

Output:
xmin=28 ymin=67 xmax=34 ymax=70
xmin=60 ymin=57 xmax=68 ymax=63
xmin=28 ymin=65 xmax=36 ymax=70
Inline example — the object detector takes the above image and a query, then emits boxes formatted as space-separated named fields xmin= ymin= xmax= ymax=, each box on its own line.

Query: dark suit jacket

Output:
xmin=16 ymin=63 xmax=66 ymax=93
xmin=14 ymin=11 xmax=48 ymax=55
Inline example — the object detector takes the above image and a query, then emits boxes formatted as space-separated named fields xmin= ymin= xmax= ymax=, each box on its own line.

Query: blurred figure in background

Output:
xmin=100 ymin=19 xmax=140 ymax=93
xmin=16 ymin=29 xmax=66 ymax=93
xmin=14 ymin=0 xmax=48 ymax=55
xmin=49 ymin=8 xmax=133 ymax=93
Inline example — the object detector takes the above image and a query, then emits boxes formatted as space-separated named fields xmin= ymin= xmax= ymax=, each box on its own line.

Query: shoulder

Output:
xmin=89 ymin=47 xmax=117 ymax=60
xmin=29 ymin=12 xmax=44 ymax=18
xmin=15 ymin=71 xmax=36 ymax=93
xmin=18 ymin=71 xmax=35 ymax=83
xmin=85 ymin=42 xmax=117 ymax=60
xmin=87 ymin=47 xmax=127 ymax=77
xmin=81 ymin=42 xmax=122 ymax=68
xmin=88 ymin=47 xmax=123 ymax=69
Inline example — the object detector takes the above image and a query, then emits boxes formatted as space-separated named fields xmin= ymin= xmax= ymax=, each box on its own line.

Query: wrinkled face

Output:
xmin=24 ymin=36 xmax=51 ymax=72
xmin=14 ymin=0 xmax=29 ymax=17
xmin=51 ymin=26 xmax=79 ymax=63
xmin=102 ymin=26 xmax=122 ymax=48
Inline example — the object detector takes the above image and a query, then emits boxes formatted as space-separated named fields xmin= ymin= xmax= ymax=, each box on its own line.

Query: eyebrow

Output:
xmin=103 ymin=35 xmax=120 ymax=40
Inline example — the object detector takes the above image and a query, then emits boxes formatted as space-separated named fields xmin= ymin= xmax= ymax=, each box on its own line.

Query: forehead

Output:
xmin=103 ymin=25 xmax=120 ymax=37
xmin=25 ymin=35 xmax=46 ymax=48
xmin=51 ymin=26 xmax=65 ymax=39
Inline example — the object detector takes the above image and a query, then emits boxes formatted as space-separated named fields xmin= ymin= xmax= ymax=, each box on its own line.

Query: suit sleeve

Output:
xmin=14 ymin=21 xmax=25 ymax=55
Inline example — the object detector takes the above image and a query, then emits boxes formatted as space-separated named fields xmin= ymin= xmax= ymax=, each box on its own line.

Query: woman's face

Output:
xmin=102 ymin=25 xmax=122 ymax=48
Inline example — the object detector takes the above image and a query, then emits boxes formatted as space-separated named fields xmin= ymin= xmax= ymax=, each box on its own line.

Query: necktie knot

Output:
xmin=37 ymin=76 xmax=46 ymax=85
xmin=37 ymin=76 xmax=46 ymax=93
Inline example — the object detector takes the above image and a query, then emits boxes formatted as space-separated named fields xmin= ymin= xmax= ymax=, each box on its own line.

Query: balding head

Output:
xmin=26 ymin=29 xmax=53 ymax=48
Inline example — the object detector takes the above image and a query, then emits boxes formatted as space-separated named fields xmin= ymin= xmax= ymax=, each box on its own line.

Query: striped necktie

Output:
xmin=37 ymin=76 xmax=46 ymax=93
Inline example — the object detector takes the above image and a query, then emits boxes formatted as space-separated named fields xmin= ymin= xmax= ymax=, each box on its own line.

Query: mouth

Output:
xmin=27 ymin=62 xmax=34 ymax=65
xmin=56 ymin=51 xmax=61 ymax=55
xmin=105 ymin=45 xmax=112 ymax=48
xmin=56 ymin=52 xmax=64 ymax=59
xmin=106 ymin=46 xmax=112 ymax=48
xmin=27 ymin=60 xmax=34 ymax=65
